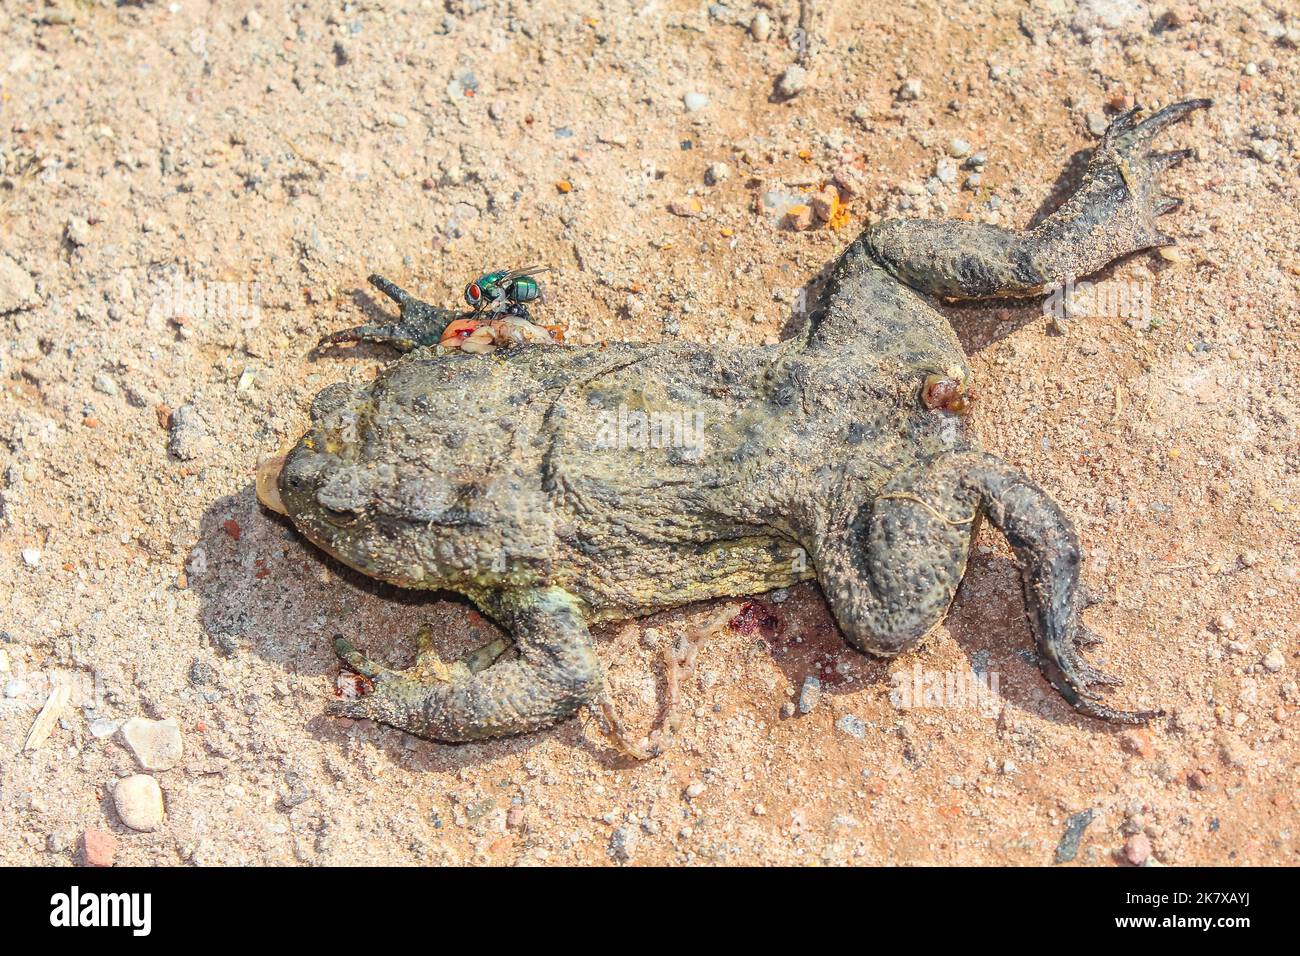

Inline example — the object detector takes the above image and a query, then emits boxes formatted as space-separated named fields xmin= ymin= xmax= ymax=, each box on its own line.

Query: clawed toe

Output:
xmin=1038 ymin=632 xmax=1161 ymax=725
xmin=1149 ymin=148 xmax=1195 ymax=173
xmin=1106 ymin=98 xmax=1211 ymax=152
xmin=333 ymin=636 xmax=391 ymax=680
xmin=1130 ymin=98 xmax=1213 ymax=146
xmin=1073 ymin=625 xmax=1105 ymax=648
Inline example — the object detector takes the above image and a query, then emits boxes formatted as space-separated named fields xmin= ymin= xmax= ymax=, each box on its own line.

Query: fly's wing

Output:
xmin=498 ymin=264 xmax=553 ymax=283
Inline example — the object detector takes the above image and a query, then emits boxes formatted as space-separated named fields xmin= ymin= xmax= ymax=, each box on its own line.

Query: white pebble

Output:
xmin=683 ymin=92 xmax=709 ymax=112
xmin=113 ymin=774 xmax=165 ymax=832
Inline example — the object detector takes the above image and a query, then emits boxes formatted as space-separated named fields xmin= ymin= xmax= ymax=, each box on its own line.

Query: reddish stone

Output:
xmin=82 ymin=828 xmax=118 ymax=867
xmin=1123 ymin=833 xmax=1152 ymax=866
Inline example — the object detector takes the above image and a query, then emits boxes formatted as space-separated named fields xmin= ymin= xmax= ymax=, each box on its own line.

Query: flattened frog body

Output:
xmin=259 ymin=101 xmax=1210 ymax=744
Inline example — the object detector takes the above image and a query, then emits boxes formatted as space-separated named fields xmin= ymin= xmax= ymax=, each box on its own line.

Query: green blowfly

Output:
xmin=464 ymin=265 xmax=552 ymax=322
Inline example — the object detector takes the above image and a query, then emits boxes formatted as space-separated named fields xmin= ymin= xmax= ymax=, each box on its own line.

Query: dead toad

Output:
xmin=257 ymin=101 xmax=1210 ymax=746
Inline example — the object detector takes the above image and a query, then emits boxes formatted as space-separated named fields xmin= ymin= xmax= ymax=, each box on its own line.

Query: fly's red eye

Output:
xmin=467 ymin=284 xmax=481 ymax=301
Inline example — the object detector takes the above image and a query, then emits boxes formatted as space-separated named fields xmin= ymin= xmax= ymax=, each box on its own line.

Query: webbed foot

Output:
xmin=320 ymin=274 xmax=462 ymax=352
xmin=1083 ymin=98 xmax=1212 ymax=249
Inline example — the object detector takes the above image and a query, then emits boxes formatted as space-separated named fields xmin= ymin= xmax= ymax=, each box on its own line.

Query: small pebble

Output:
xmin=0 ymin=254 xmax=39 ymax=313
xmin=1262 ymin=650 xmax=1285 ymax=674
xmin=608 ymin=825 xmax=638 ymax=863
xmin=832 ymin=163 xmax=868 ymax=199
xmin=669 ymin=197 xmax=702 ymax=218
xmin=1054 ymin=808 xmax=1094 ymax=863
xmin=1123 ymin=833 xmax=1152 ymax=866
xmin=66 ymin=216 xmax=91 ymax=246
xmin=1086 ymin=111 xmax=1109 ymax=137
xmin=113 ymin=774 xmax=165 ymax=832
xmin=897 ymin=79 xmax=923 ymax=101
xmin=775 ymin=64 xmax=809 ymax=99
xmin=783 ymin=203 xmax=814 ymax=231
xmin=798 ymin=675 xmax=822 ymax=714
xmin=21 ymin=547 xmax=41 ymax=567
xmin=88 ymin=717 xmax=120 ymax=739
xmin=836 ymin=714 xmax=867 ymax=739
xmin=685 ymin=781 xmax=706 ymax=800
xmin=810 ymin=186 xmax=838 ymax=221
xmin=1119 ymin=730 xmax=1153 ymax=758
xmin=169 ymin=403 xmax=210 ymax=460
xmin=82 ymin=829 xmax=118 ymax=867
xmin=947 ymin=137 xmax=971 ymax=158
xmin=120 ymin=716 xmax=184 ymax=771
xmin=935 ymin=158 xmax=958 ymax=184
xmin=750 ymin=12 xmax=771 ymax=42
xmin=1239 ymin=550 xmax=1259 ymax=568
xmin=704 ymin=162 xmax=730 ymax=185
xmin=683 ymin=92 xmax=709 ymax=113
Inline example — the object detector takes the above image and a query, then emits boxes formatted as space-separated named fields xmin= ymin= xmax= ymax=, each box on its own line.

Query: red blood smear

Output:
xmin=728 ymin=600 xmax=784 ymax=640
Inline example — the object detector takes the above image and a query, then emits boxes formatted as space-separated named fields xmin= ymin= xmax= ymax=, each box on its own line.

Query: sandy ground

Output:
xmin=1 ymin=0 xmax=1297 ymax=866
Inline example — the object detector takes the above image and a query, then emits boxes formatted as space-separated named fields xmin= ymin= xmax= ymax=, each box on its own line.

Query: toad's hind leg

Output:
xmin=864 ymin=99 xmax=1210 ymax=300
xmin=328 ymin=587 xmax=602 ymax=742
xmin=812 ymin=451 xmax=1158 ymax=723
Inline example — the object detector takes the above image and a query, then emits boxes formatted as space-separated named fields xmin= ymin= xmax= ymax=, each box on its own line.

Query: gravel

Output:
xmin=120 ymin=716 xmax=184 ymax=771
xmin=113 ymin=775 xmax=165 ymax=832
xmin=775 ymin=64 xmax=810 ymax=99
xmin=1054 ymin=809 xmax=1095 ymax=863
xmin=608 ymin=825 xmax=638 ymax=862
xmin=683 ymin=92 xmax=709 ymax=112
xmin=168 ymin=403 xmax=210 ymax=460
xmin=836 ymin=714 xmax=867 ymax=739
xmin=798 ymin=675 xmax=822 ymax=714
xmin=0 ymin=255 xmax=38 ymax=313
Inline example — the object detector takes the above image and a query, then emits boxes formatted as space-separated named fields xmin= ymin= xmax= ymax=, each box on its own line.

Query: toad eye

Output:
xmin=320 ymin=503 xmax=361 ymax=526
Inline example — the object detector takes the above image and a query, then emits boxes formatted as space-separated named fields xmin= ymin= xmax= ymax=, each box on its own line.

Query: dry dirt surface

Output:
xmin=1 ymin=0 xmax=1297 ymax=867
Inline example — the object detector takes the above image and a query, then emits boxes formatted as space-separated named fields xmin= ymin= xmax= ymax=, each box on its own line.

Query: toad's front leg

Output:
xmin=327 ymin=586 xmax=602 ymax=742
xmin=320 ymin=274 xmax=461 ymax=352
